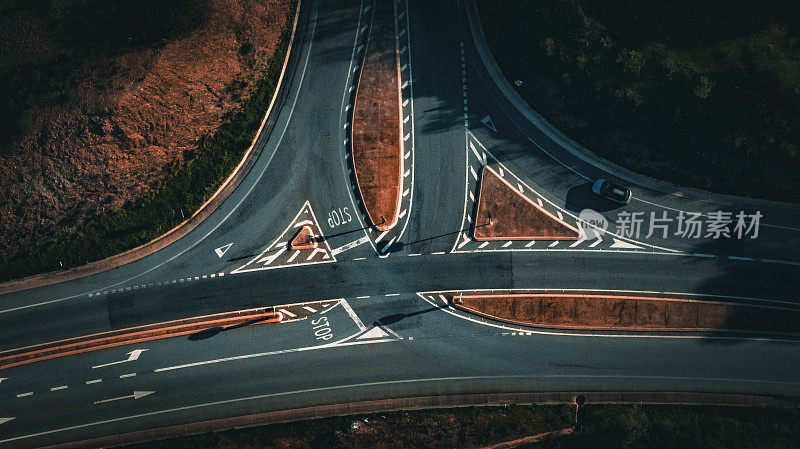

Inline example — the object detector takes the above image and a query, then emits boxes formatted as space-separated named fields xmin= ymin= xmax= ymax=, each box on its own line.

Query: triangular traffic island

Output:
xmin=289 ymin=225 xmax=318 ymax=250
xmin=472 ymin=166 xmax=580 ymax=241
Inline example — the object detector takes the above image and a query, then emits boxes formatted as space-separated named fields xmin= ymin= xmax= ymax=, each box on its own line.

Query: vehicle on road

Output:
xmin=592 ymin=179 xmax=632 ymax=205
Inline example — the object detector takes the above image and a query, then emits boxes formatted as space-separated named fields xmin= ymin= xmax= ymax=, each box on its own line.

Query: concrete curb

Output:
xmin=462 ymin=0 xmax=800 ymax=210
xmin=450 ymin=294 xmax=800 ymax=339
xmin=350 ymin=0 xmax=404 ymax=232
xmin=0 ymin=307 xmax=280 ymax=370
xmin=43 ymin=391 xmax=798 ymax=449
xmin=472 ymin=166 xmax=581 ymax=241
xmin=0 ymin=0 xmax=304 ymax=296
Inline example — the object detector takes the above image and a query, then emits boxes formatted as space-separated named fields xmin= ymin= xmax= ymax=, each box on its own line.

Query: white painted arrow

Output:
xmin=214 ymin=243 xmax=233 ymax=258
xmin=92 ymin=349 xmax=147 ymax=369
xmin=0 ymin=417 xmax=15 ymax=425
xmin=481 ymin=115 xmax=497 ymax=132
xmin=0 ymin=377 xmax=7 ymax=384
xmin=610 ymin=238 xmax=643 ymax=249
xmin=93 ymin=390 xmax=154 ymax=405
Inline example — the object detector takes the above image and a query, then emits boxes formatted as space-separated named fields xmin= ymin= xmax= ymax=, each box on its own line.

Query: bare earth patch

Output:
xmin=351 ymin=0 xmax=403 ymax=231
xmin=455 ymin=293 xmax=800 ymax=334
xmin=473 ymin=166 xmax=579 ymax=241
xmin=0 ymin=0 xmax=292 ymax=259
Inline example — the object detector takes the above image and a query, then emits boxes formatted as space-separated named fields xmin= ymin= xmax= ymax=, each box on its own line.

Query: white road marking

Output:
xmin=404 ymin=169 xmax=411 ymax=177
xmin=214 ymin=243 xmax=233 ymax=259
xmin=408 ymin=253 xmax=421 ymax=256
xmin=402 ymin=99 xmax=409 ymax=106
xmin=405 ymin=151 xmax=411 ymax=159
xmin=279 ymin=308 xmax=296 ymax=318
xmin=502 ymin=241 xmax=512 ymax=248
xmin=0 ymin=418 xmax=15 ymax=425
xmin=356 ymin=295 xmax=371 ymax=299
xmin=478 ymin=242 xmax=489 ymax=248
xmin=93 ymin=349 xmax=147 ymax=369
xmin=331 ymin=236 xmax=371 ymax=256
xmin=50 ymin=386 xmax=68 ymax=391
xmin=557 ymin=211 xmax=563 ymax=220
xmin=548 ymin=241 xmax=559 ymax=247
xmin=609 ymin=238 xmax=642 ymax=249
xmin=94 ymin=391 xmax=154 ymax=405
xmin=375 ymin=230 xmax=390 ymax=243
xmin=16 ymin=392 xmax=32 ymax=398
xmin=287 ymin=250 xmax=300 ymax=263
xmin=729 ymin=256 xmax=754 ymax=261
xmin=302 ymin=306 xmax=317 ymax=313
xmin=569 ymin=239 xmax=585 ymax=248
xmin=119 ymin=373 xmax=136 ymax=379
xmin=356 ymin=327 xmax=389 ymax=340
xmin=470 ymin=165 xmax=478 ymax=180
xmin=537 ymin=198 xmax=543 ymax=207
xmin=85 ymin=379 xmax=103 ymax=385
xmin=399 ymin=209 xmax=407 ymax=218
xmin=458 ymin=236 xmax=471 ymax=249
xmin=385 ymin=293 xmax=401 ymax=297
xmin=258 ymin=246 xmax=286 ymax=265
xmin=525 ymin=240 xmax=536 ymax=247
xmin=339 ymin=299 xmax=367 ymax=331
xmin=403 ymin=188 xmax=410 ymax=197
xmin=306 ymin=248 xmax=327 ymax=261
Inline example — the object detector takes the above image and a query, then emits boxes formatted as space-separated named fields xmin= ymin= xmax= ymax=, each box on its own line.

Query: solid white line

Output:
xmin=339 ymin=299 xmax=367 ymax=332
xmin=279 ymin=308 xmax=296 ymax=318
xmin=8 ymin=372 xmax=799 ymax=445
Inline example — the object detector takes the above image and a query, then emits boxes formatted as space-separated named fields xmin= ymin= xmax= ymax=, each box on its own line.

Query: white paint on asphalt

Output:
xmin=331 ymin=236 xmax=371 ymax=256
xmin=214 ymin=243 xmax=233 ymax=259
xmin=93 ymin=390 xmax=154 ymax=405
xmin=92 ymin=349 xmax=147 ymax=369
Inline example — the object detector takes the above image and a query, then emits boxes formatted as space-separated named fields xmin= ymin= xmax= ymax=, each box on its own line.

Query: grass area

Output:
xmin=0 ymin=1 xmax=297 ymax=282
xmin=477 ymin=0 xmax=800 ymax=203
xmin=0 ymin=0 xmax=211 ymax=151
xmin=112 ymin=404 xmax=800 ymax=448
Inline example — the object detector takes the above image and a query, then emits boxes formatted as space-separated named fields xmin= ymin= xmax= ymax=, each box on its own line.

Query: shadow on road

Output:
xmin=377 ymin=306 xmax=443 ymax=326
xmin=565 ymin=182 xmax=621 ymax=214
xmin=187 ymin=315 xmax=276 ymax=341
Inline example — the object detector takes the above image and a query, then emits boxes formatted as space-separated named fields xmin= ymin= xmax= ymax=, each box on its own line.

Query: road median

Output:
xmin=452 ymin=293 xmax=800 ymax=336
xmin=0 ymin=308 xmax=280 ymax=371
xmin=351 ymin=0 xmax=403 ymax=231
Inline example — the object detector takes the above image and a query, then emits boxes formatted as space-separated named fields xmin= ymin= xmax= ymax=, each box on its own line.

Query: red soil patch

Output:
xmin=0 ymin=0 xmax=292 ymax=260
xmin=351 ymin=0 xmax=403 ymax=231
xmin=473 ymin=166 xmax=579 ymax=241
xmin=455 ymin=293 xmax=800 ymax=334
xmin=289 ymin=225 xmax=318 ymax=250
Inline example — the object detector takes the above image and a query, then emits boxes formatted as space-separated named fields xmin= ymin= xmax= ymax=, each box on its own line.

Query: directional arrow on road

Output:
xmin=92 ymin=349 xmax=147 ymax=369
xmin=0 ymin=377 xmax=6 ymax=384
xmin=0 ymin=417 xmax=15 ymax=425
xmin=215 ymin=243 xmax=233 ymax=258
xmin=94 ymin=390 xmax=155 ymax=405
xmin=481 ymin=115 xmax=497 ymax=133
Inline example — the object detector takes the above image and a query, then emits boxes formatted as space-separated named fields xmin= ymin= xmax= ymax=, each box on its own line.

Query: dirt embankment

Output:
xmin=0 ymin=0 xmax=291 ymax=260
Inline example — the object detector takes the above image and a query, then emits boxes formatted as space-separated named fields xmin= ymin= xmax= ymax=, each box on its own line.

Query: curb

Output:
xmin=43 ymin=391 xmax=798 ymax=449
xmin=0 ymin=307 xmax=280 ymax=370
xmin=349 ymin=0 xmax=404 ymax=232
xmin=0 ymin=0 xmax=304 ymax=296
xmin=450 ymin=294 xmax=800 ymax=339
xmin=462 ymin=0 xmax=800 ymax=211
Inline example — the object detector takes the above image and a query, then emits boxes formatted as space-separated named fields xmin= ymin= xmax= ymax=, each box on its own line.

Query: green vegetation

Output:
xmin=0 ymin=2 xmax=296 ymax=282
xmin=477 ymin=0 xmax=800 ymax=202
xmin=113 ymin=404 xmax=800 ymax=448
xmin=0 ymin=0 xmax=212 ymax=150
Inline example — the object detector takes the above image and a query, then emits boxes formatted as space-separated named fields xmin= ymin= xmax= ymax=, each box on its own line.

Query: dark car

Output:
xmin=592 ymin=179 xmax=632 ymax=205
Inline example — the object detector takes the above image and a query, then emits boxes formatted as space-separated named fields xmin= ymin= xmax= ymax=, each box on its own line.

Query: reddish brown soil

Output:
xmin=289 ymin=225 xmax=317 ymax=250
xmin=0 ymin=0 xmax=292 ymax=259
xmin=351 ymin=0 xmax=402 ymax=231
xmin=473 ymin=166 xmax=579 ymax=241
xmin=457 ymin=293 xmax=800 ymax=334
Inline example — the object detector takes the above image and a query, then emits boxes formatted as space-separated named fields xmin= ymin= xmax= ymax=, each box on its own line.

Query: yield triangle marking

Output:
xmin=357 ymin=326 xmax=390 ymax=340
xmin=232 ymin=201 xmax=335 ymax=273
xmin=481 ymin=115 xmax=497 ymax=133
xmin=610 ymin=238 xmax=643 ymax=249
xmin=214 ymin=243 xmax=233 ymax=259
xmin=0 ymin=417 xmax=15 ymax=425
xmin=473 ymin=166 xmax=580 ymax=241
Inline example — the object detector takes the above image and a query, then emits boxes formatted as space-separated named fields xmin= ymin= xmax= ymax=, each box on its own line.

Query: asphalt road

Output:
xmin=1 ymin=0 xmax=800 ymax=446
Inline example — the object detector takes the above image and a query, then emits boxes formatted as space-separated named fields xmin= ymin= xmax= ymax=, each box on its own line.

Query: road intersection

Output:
xmin=1 ymin=0 xmax=800 ymax=446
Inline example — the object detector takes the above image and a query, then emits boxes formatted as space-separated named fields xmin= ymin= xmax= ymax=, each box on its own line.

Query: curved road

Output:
xmin=2 ymin=0 xmax=800 ymax=446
